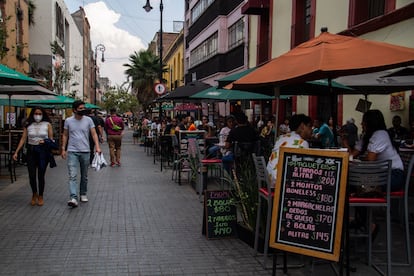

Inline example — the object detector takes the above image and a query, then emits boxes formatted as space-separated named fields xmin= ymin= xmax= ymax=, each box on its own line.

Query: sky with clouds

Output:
xmin=66 ymin=0 xmax=184 ymax=87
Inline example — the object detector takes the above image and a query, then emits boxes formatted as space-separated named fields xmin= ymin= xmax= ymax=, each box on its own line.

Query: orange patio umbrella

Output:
xmin=230 ymin=28 xmax=414 ymax=136
xmin=231 ymin=28 xmax=414 ymax=90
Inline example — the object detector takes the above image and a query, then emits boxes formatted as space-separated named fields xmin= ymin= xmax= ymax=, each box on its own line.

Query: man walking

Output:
xmin=61 ymin=100 xmax=102 ymax=208
xmin=104 ymin=108 xmax=124 ymax=167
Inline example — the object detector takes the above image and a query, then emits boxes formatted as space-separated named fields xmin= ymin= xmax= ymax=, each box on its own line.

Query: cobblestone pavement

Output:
xmin=0 ymin=129 xmax=413 ymax=275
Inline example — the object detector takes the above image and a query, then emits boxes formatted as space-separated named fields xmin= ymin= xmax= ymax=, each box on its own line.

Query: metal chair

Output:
xmin=171 ymin=134 xmax=191 ymax=185
xmin=348 ymin=159 xmax=392 ymax=276
xmin=195 ymin=141 xmax=223 ymax=200
xmin=387 ymin=153 xmax=413 ymax=266
xmin=252 ymin=153 xmax=273 ymax=268
xmin=159 ymin=135 xmax=174 ymax=171
xmin=172 ymin=131 xmax=205 ymax=185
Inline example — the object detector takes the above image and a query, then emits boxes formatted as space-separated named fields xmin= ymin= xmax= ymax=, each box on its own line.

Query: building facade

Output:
xmin=29 ymin=0 xmax=83 ymax=99
xmin=71 ymin=6 xmax=90 ymax=102
xmin=242 ymin=0 xmax=414 ymax=127
xmin=0 ymin=0 xmax=30 ymax=73
xmin=184 ymin=0 xmax=247 ymax=86
xmin=163 ymin=30 xmax=184 ymax=92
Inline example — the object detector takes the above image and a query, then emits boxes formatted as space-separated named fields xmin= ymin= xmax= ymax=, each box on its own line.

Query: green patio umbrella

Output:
xmin=0 ymin=98 xmax=27 ymax=107
xmin=217 ymin=68 xmax=257 ymax=88
xmin=27 ymin=95 xmax=100 ymax=109
xmin=26 ymin=95 xmax=74 ymax=108
xmin=190 ymin=86 xmax=278 ymax=101
xmin=85 ymin=103 xmax=101 ymax=109
xmin=0 ymin=64 xmax=38 ymax=85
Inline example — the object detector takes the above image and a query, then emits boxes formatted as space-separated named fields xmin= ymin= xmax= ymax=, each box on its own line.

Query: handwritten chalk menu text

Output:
xmin=203 ymin=190 xmax=237 ymax=239
xmin=269 ymin=148 xmax=348 ymax=261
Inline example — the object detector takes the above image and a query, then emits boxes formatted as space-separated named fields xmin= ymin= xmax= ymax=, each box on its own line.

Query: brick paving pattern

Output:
xmin=0 ymin=129 xmax=413 ymax=275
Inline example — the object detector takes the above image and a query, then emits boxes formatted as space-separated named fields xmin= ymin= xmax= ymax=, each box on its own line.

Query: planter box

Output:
xmin=236 ymin=223 xmax=274 ymax=254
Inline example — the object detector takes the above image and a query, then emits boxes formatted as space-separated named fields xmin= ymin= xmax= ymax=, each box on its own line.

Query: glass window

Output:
xmin=228 ymin=19 xmax=244 ymax=50
xmin=191 ymin=0 xmax=215 ymax=24
xmin=190 ymin=32 xmax=218 ymax=68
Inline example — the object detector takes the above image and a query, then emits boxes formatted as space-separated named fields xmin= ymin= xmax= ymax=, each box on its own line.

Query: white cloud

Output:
xmin=84 ymin=2 xmax=146 ymax=87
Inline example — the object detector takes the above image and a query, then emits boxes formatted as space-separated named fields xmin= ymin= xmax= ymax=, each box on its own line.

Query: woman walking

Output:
xmin=13 ymin=107 xmax=54 ymax=206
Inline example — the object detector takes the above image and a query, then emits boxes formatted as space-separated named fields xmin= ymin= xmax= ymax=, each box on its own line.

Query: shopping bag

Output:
xmin=91 ymin=152 xmax=108 ymax=171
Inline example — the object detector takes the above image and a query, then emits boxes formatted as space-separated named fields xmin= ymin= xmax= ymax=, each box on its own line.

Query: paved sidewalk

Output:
xmin=0 ymin=130 xmax=413 ymax=275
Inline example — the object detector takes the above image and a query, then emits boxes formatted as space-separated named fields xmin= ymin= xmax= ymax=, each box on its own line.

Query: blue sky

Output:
xmin=65 ymin=0 xmax=185 ymax=86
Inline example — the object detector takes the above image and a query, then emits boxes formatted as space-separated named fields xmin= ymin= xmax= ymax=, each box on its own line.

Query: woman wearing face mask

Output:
xmin=13 ymin=107 xmax=54 ymax=206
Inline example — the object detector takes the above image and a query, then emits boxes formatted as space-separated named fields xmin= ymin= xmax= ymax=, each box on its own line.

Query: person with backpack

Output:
xmin=104 ymin=108 xmax=125 ymax=167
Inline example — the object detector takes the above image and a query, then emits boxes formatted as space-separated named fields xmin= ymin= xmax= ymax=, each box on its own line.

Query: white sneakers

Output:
xmin=67 ymin=198 xmax=78 ymax=208
xmin=68 ymin=195 xmax=88 ymax=207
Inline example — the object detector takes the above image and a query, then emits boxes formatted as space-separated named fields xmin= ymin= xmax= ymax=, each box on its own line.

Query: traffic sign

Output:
xmin=154 ymin=83 xmax=166 ymax=95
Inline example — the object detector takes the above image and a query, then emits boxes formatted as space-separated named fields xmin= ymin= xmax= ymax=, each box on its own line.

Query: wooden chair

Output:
xmin=348 ymin=160 xmax=392 ymax=276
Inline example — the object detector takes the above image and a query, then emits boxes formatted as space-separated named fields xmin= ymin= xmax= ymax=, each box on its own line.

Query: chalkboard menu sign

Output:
xmin=269 ymin=148 xmax=348 ymax=261
xmin=49 ymin=115 xmax=62 ymax=155
xmin=202 ymin=190 xmax=237 ymax=239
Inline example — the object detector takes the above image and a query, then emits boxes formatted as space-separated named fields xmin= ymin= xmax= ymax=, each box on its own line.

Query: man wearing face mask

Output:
xmin=61 ymin=100 xmax=102 ymax=208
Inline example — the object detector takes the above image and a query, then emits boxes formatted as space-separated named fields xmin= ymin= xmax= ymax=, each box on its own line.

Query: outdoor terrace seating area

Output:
xmin=138 ymin=127 xmax=414 ymax=275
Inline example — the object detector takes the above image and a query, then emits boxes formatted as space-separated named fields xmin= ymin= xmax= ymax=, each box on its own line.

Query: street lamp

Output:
xmin=94 ymin=43 xmax=105 ymax=105
xmin=143 ymin=0 xmax=164 ymax=118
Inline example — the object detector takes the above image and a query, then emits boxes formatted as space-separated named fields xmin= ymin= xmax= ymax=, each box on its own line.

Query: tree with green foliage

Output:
xmin=123 ymin=50 xmax=165 ymax=111
xmin=101 ymin=85 xmax=139 ymax=114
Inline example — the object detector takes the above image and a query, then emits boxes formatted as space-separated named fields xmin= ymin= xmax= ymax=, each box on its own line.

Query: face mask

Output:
xmin=76 ymin=109 xmax=89 ymax=116
xmin=34 ymin=115 xmax=42 ymax=122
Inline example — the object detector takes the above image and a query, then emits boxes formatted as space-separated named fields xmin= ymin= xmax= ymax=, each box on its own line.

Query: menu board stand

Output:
xmin=269 ymin=147 xmax=349 ymax=263
xmin=202 ymin=190 xmax=237 ymax=239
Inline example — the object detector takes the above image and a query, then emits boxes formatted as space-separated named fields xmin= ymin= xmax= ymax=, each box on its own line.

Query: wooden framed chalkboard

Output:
xmin=269 ymin=147 xmax=349 ymax=261
xmin=202 ymin=190 xmax=237 ymax=239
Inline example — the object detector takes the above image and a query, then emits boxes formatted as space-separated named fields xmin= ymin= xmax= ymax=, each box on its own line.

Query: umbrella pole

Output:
xmin=274 ymin=87 xmax=280 ymax=142
xmin=364 ymin=94 xmax=369 ymax=112
xmin=226 ymin=100 xmax=229 ymax=116
xmin=8 ymin=94 xmax=11 ymax=154
xmin=329 ymin=78 xmax=339 ymax=147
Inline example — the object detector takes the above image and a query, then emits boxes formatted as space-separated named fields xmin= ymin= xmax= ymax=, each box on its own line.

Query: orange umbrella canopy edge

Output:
xmin=232 ymin=30 xmax=414 ymax=89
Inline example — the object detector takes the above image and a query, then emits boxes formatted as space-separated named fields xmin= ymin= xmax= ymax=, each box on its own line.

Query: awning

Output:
xmin=0 ymin=64 xmax=39 ymax=85
xmin=216 ymin=68 xmax=257 ymax=88
xmin=162 ymin=81 xmax=211 ymax=100
xmin=190 ymin=86 xmax=278 ymax=101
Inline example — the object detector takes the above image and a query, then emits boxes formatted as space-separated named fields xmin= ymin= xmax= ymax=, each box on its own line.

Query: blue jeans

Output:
xmin=67 ymin=152 xmax=90 ymax=200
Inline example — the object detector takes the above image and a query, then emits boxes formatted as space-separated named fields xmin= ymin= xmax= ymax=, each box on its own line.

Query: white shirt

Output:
xmin=354 ymin=130 xmax=403 ymax=170
xmin=267 ymin=131 xmax=309 ymax=186
xmin=27 ymin=121 xmax=49 ymax=145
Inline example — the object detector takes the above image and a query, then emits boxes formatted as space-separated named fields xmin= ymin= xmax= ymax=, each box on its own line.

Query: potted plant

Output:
xmin=222 ymin=157 xmax=268 ymax=252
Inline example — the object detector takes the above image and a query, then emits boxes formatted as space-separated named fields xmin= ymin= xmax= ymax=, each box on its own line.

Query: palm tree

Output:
xmin=124 ymin=50 xmax=161 ymax=111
